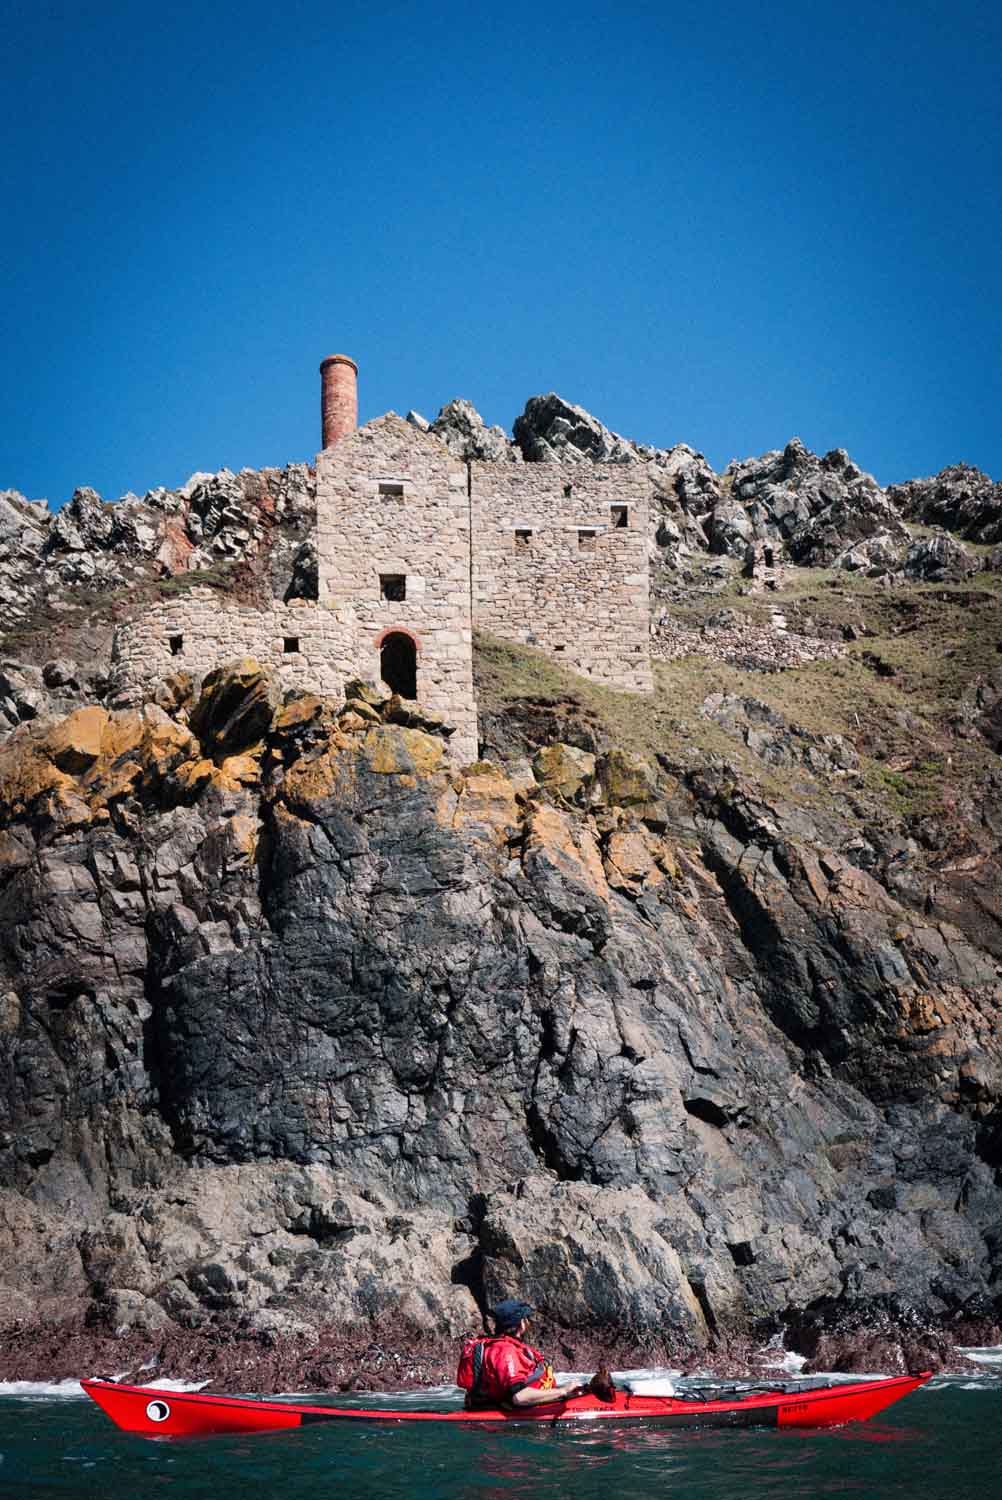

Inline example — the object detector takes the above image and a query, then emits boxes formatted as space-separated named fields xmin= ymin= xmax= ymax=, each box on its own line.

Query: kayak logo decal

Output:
xmin=146 ymin=1399 xmax=171 ymax=1423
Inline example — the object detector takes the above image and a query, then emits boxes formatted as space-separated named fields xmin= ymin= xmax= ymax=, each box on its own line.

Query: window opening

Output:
xmin=563 ymin=483 xmax=573 ymax=498
xmin=554 ymin=644 xmax=565 ymax=652
xmin=380 ymin=632 xmax=417 ymax=698
xmin=283 ymin=636 xmax=300 ymax=654
xmin=379 ymin=481 xmax=405 ymax=498
xmin=380 ymin=574 xmax=407 ymax=602
xmin=515 ymin=529 xmax=532 ymax=549
xmin=611 ymin=504 xmax=628 ymax=529
xmin=578 ymin=529 xmax=597 ymax=552
xmin=169 ymin=634 xmax=183 ymax=656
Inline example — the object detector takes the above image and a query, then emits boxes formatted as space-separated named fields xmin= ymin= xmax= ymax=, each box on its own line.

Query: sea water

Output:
xmin=0 ymin=1364 xmax=999 ymax=1500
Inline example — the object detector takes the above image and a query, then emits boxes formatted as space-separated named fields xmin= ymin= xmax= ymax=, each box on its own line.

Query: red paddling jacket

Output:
xmin=457 ymin=1333 xmax=556 ymax=1408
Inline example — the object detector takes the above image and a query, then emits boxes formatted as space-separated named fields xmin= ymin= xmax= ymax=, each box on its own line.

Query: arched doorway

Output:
xmin=380 ymin=631 xmax=417 ymax=698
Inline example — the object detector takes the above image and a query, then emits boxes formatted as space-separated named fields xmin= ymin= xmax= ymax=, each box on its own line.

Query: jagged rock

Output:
xmin=956 ymin=669 xmax=1002 ymax=752
xmin=720 ymin=440 xmax=907 ymax=566
xmin=0 ymin=662 xmax=46 ymax=725
xmin=0 ymin=463 xmax=315 ymax=635
xmin=479 ymin=1178 xmax=708 ymax=1338
xmin=428 ymin=400 xmax=520 ymax=462
xmin=380 ymin=695 xmax=451 ymax=736
xmin=42 ymin=659 xmax=81 ymax=691
xmin=189 ymin=659 xmax=282 ymax=760
xmin=3 ymin=397 xmax=1002 ymax=1371
xmin=45 ymin=706 xmax=109 ymax=773
xmin=889 ymin=463 xmax=1002 ymax=544
xmin=708 ymin=498 xmax=755 ymax=558
xmin=653 ymin=445 xmax=721 ymax=513
xmin=153 ymin=671 xmax=196 ymax=717
xmin=593 ymin=749 xmax=664 ymax=817
xmin=532 ymin=742 xmax=596 ymax=803
xmin=902 ymin=534 xmax=978 ymax=582
xmin=513 ymin=394 xmax=639 ymax=463
xmin=405 ymin=410 xmax=430 ymax=431
xmin=45 ymin=488 xmax=115 ymax=554
xmin=700 ymin=694 xmax=859 ymax=776
xmin=0 ymin=683 xmax=1001 ymax=1353
xmin=284 ymin=539 xmax=318 ymax=601
xmin=833 ymin=531 xmax=906 ymax=576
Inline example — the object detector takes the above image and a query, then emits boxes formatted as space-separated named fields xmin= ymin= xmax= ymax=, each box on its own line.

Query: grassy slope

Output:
xmin=474 ymin=562 xmax=1002 ymax=838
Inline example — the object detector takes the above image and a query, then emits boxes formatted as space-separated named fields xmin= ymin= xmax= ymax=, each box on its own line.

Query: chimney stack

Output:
xmin=320 ymin=354 xmax=358 ymax=448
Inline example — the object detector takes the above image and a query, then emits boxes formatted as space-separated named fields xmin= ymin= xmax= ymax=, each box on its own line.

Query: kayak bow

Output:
xmin=82 ymin=1370 xmax=931 ymax=1439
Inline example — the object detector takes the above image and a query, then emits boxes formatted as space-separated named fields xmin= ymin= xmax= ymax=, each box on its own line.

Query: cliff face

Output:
xmin=2 ymin=403 xmax=1002 ymax=1379
xmin=1 ymin=659 xmax=1000 ymax=1368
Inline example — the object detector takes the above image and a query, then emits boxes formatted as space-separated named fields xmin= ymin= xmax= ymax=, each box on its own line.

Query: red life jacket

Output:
xmin=456 ymin=1334 xmax=554 ymax=1407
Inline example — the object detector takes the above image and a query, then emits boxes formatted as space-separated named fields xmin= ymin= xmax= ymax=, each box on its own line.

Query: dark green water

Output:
xmin=1 ymin=1377 xmax=998 ymax=1500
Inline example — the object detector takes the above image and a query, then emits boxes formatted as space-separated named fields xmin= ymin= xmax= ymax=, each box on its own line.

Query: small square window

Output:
xmin=515 ymin=529 xmax=532 ymax=549
xmin=169 ymin=634 xmax=183 ymax=656
xmin=611 ymin=504 xmax=628 ymax=529
xmin=577 ymin=529 xmax=597 ymax=552
xmin=563 ymin=483 xmax=573 ymax=498
xmin=554 ymin=644 xmax=565 ymax=652
xmin=283 ymin=636 xmax=300 ymax=654
xmin=380 ymin=574 xmax=406 ymax=602
xmin=379 ymin=481 xmax=404 ymax=498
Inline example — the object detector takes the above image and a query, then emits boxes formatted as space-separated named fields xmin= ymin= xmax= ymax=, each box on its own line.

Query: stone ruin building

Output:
xmin=113 ymin=356 xmax=654 ymax=762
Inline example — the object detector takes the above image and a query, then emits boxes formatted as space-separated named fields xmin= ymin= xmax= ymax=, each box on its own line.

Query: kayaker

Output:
xmin=457 ymin=1298 xmax=589 ymax=1409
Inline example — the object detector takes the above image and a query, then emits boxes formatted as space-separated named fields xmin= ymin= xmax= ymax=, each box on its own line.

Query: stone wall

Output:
xmin=111 ymin=590 xmax=358 ymax=699
xmin=316 ymin=415 xmax=478 ymax=761
xmin=470 ymin=462 xmax=653 ymax=691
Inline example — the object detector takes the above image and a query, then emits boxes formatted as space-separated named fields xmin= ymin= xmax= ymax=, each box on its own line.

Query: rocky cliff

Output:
xmin=1 ymin=399 xmax=1001 ymax=1386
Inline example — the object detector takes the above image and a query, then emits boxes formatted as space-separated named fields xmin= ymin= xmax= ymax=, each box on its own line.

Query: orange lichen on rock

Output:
xmin=437 ymin=762 xmax=520 ymax=843
xmin=523 ymin=803 xmax=609 ymax=902
xmin=603 ymin=823 xmax=667 ymax=894
xmin=362 ymin=726 xmax=444 ymax=778
xmin=0 ymin=704 xmax=207 ymax=831
xmin=44 ymin=706 xmax=110 ymax=773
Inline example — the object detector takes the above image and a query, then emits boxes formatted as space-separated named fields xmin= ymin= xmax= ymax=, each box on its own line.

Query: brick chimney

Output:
xmin=320 ymin=354 xmax=358 ymax=448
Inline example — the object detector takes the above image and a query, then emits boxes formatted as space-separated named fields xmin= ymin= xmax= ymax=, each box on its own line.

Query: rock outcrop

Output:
xmin=902 ymin=534 xmax=978 ymax=583
xmin=0 ymin=663 xmax=1000 ymax=1371
xmin=0 ymin=465 xmax=315 ymax=637
xmin=889 ymin=464 xmax=1002 ymax=544
xmin=427 ymin=400 xmax=522 ymax=463
xmin=514 ymin=394 xmax=646 ymax=464
xmin=2 ymin=390 xmax=1002 ymax=1383
xmin=717 ymin=441 xmax=908 ymax=567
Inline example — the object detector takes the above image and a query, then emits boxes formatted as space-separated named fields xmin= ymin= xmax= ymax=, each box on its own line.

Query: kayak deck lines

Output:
xmin=81 ymin=1371 xmax=932 ymax=1440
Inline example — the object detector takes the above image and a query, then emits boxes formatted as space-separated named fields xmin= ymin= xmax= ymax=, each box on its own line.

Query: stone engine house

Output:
xmin=113 ymin=356 xmax=654 ymax=763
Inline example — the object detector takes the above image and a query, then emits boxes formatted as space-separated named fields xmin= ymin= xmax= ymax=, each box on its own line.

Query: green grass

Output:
xmin=475 ymin=558 xmax=1001 ymax=839
xmin=156 ymin=563 xmax=236 ymax=596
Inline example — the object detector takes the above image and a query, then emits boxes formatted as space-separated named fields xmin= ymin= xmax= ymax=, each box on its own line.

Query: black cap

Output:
xmin=492 ymin=1298 xmax=533 ymax=1332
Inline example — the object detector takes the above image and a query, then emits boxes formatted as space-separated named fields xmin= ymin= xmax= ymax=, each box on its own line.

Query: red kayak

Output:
xmin=82 ymin=1371 xmax=930 ymax=1439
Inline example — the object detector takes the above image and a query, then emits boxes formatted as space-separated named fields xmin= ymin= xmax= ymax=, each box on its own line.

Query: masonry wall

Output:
xmin=112 ymin=590 xmax=357 ymax=699
xmin=470 ymin=463 xmax=653 ymax=692
xmin=316 ymin=415 xmax=478 ymax=761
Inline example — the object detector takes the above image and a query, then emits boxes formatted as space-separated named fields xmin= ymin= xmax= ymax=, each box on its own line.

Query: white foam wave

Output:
xmin=0 ymin=1380 xmax=88 ymax=1400
xmin=760 ymin=1349 xmax=809 ymax=1375
xmin=0 ymin=1375 xmax=209 ymax=1401
xmin=957 ymin=1346 xmax=1002 ymax=1365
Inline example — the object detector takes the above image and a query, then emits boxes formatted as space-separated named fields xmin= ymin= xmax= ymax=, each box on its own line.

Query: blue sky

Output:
xmin=2 ymin=0 xmax=1000 ymax=504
